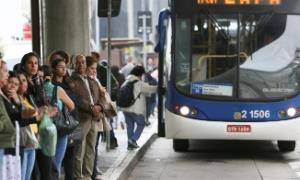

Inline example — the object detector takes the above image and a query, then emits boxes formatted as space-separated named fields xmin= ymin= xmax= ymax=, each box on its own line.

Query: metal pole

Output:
xmin=31 ymin=0 xmax=41 ymax=57
xmin=106 ymin=0 xmax=112 ymax=151
xmin=142 ymin=0 xmax=147 ymax=70
xmin=236 ymin=13 xmax=241 ymax=98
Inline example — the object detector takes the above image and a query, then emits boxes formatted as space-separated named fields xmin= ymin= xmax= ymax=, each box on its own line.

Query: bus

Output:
xmin=155 ymin=0 xmax=300 ymax=152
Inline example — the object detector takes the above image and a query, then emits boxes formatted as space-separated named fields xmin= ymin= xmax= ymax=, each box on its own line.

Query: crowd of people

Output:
xmin=0 ymin=50 xmax=157 ymax=180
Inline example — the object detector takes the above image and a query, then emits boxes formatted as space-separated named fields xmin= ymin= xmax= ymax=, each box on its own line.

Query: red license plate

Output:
xmin=227 ymin=125 xmax=251 ymax=133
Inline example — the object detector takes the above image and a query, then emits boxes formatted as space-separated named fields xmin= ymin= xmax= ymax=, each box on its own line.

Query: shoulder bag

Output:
xmin=51 ymin=86 xmax=79 ymax=136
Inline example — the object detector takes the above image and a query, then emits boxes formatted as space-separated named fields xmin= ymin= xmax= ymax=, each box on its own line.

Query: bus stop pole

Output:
xmin=106 ymin=0 xmax=112 ymax=151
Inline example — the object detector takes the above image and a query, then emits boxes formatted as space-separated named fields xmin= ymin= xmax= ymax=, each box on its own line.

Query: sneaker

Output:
xmin=93 ymin=175 xmax=102 ymax=180
xmin=109 ymin=138 xmax=118 ymax=149
xmin=127 ymin=143 xmax=135 ymax=150
xmin=145 ymin=121 xmax=151 ymax=126
xmin=92 ymin=171 xmax=103 ymax=180
xmin=145 ymin=119 xmax=151 ymax=126
xmin=128 ymin=139 xmax=139 ymax=148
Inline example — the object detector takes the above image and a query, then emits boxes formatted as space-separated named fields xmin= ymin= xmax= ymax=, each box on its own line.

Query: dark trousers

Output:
xmin=36 ymin=150 xmax=58 ymax=180
xmin=63 ymin=145 xmax=77 ymax=180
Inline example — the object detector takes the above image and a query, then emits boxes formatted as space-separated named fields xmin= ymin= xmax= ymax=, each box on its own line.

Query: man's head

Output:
xmin=0 ymin=59 xmax=9 ymax=88
xmin=75 ymin=54 xmax=87 ymax=75
xmin=91 ymin=51 xmax=100 ymax=62
xmin=130 ymin=65 xmax=145 ymax=78
xmin=127 ymin=56 xmax=133 ymax=64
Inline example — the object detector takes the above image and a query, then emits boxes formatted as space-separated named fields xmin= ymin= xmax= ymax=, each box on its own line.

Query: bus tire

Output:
xmin=278 ymin=140 xmax=296 ymax=152
xmin=173 ymin=139 xmax=189 ymax=152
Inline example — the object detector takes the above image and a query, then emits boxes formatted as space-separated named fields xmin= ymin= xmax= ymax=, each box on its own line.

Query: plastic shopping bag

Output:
xmin=39 ymin=110 xmax=57 ymax=156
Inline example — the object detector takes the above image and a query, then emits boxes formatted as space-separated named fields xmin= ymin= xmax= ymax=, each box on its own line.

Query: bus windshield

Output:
xmin=175 ymin=12 xmax=300 ymax=100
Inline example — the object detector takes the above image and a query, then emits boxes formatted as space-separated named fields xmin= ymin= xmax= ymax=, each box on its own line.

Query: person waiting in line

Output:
xmin=86 ymin=56 xmax=107 ymax=179
xmin=0 ymin=59 xmax=17 ymax=179
xmin=15 ymin=71 xmax=40 ymax=180
xmin=40 ymin=65 xmax=75 ymax=179
xmin=50 ymin=57 xmax=82 ymax=180
xmin=92 ymin=51 xmax=119 ymax=149
xmin=20 ymin=52 xmax=58 ymax=180
xmin=121 ymin=65 xmax=157 ymax=150
xmin=111 ymin=65 xmax=125 ymax=100
xmin=2 ymin=69 xmax=46 ymax=180
xmin=68 ymin=54 xmax=104 ymax=180
xmin=48 ymin=50 xmax=73 ymax=77
xmin=20 ymin=52 xmax=46 ymax=107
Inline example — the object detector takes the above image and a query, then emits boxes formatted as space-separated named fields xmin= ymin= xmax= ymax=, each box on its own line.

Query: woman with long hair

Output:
xmin=16 ymin=71 xmax=39 ymax=180
xmin=41 ymin=64 xmax=75 ymax=178
xmin=20 ymin=52 xmax=58 ymax=180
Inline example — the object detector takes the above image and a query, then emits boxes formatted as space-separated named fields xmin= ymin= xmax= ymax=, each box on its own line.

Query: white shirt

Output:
xmin=80 ymin=75 xmax=94 ymax=105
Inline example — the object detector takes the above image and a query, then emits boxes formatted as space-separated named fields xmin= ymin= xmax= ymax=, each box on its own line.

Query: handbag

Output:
xmin=67 ymin=125 xmax=82 ymax=146
xmin=102 ymin=92 xmax=117 ymax=119
xmin=2 ymin=122 xmax=22 ymax=180
xmin=51 ymin=86 xmax=79 ymax=136
xmin=102 ymin=117 xmax=112 ymax=132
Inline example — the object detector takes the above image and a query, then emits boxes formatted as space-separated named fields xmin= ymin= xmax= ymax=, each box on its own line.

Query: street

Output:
xmin=128 ymin=138 xmax=300 ymax=180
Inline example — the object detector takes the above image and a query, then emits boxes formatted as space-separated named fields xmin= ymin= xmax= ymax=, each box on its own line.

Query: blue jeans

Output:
xmin=92 ymin=132 xmax=101 ymax=178
xmin=21 ymin=149 xmax=36 ymax=180
xmin=123 ymin=112 xmax=145 ymax=141
xmin=54 ymin=135 xmax=68 ymax=177
xmin=0 ymin=149 xmax=4 ymax=179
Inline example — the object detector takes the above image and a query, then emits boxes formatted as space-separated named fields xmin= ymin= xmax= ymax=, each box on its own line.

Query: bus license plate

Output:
xmin=227 ymin=125 xmax=251 ymax=133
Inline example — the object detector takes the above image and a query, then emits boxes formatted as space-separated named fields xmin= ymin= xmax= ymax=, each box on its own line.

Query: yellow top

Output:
xmin=20 ymin=96 xmax=39 ymax=133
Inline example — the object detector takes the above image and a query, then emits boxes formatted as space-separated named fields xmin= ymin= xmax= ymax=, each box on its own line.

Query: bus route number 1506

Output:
xmin=241 ymin=110 xmax=271 ymax=119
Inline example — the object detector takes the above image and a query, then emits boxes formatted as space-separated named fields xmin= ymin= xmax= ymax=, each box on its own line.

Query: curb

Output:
xmin=102 ymin=133 xmax=158 ymax=180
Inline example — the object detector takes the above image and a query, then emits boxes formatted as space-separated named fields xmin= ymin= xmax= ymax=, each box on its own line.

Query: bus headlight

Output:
xmin=175 ymin=105 xmax=198 ymax=117
xmin=179 ymin=106 xmax=190 ymax=116
xmin=287 ymin=107 xmax=297 ymax=117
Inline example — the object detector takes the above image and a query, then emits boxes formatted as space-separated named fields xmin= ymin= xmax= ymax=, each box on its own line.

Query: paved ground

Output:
xmin=128 ymin=139 xmax=300 ymax=180
xmin=97 ymin=111 xmax=157 ymax=180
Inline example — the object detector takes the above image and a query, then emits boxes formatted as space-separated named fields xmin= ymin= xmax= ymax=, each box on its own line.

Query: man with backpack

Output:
xmin=117 ymin=65 xmax=157 ymax=150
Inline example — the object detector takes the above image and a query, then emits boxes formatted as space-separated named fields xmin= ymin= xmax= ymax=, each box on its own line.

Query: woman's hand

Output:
xmin=47 ymin=106 xmax=58 ymax=118
xmin=21 ymin=108 xmax=38 ymax=119
xmin=36 ymin=106 xmax=58 ymax=121
xmin=7 ymin=90 xmax=20 ymax=104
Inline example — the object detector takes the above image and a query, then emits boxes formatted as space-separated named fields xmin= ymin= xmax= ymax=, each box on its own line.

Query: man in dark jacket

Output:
xmin=68 ymin=55 xmax=104 ymax=180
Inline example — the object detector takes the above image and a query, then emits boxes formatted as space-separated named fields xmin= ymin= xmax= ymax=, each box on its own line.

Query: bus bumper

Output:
xmin=165 ymin=110 xmax=300 ymax=140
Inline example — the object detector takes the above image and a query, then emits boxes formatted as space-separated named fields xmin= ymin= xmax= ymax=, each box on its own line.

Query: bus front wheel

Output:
xmin=173 ymin=139 xmax=189 ymax=152
xmin=278 ymin=140 xmax=296 ymax=152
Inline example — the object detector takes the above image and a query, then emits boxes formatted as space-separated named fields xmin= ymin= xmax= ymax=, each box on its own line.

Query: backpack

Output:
xmin=116 ymin=80 xmax=141 ymax=108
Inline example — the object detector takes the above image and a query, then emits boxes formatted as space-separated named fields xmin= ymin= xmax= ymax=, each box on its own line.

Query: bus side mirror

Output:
xmin=98 ymin=0 xmax=122 ymax=17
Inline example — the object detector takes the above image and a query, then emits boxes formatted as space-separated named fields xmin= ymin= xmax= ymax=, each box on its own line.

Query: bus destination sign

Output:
xmin=196 ymin=0 xmax=281 ymax=5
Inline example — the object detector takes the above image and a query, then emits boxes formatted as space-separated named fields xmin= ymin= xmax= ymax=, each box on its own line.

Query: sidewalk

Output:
xmin=97 ymin=112 xmax=158 ymax=180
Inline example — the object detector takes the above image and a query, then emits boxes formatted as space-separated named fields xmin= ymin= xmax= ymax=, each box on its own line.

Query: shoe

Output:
xmin=128 ymin=139 xmax=139 ymax=148
xmin=145 ymin=121 xmax=151 ymax=126
xmin=94 ymin=174 xmax=102 ymax=180
xmin=127 ymin=143 xmax=135 ymax=150
xmin=110 ymin=138 xmax=118 ymax=149
xmin=96 ymin=170 xmax=103 ymax=175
